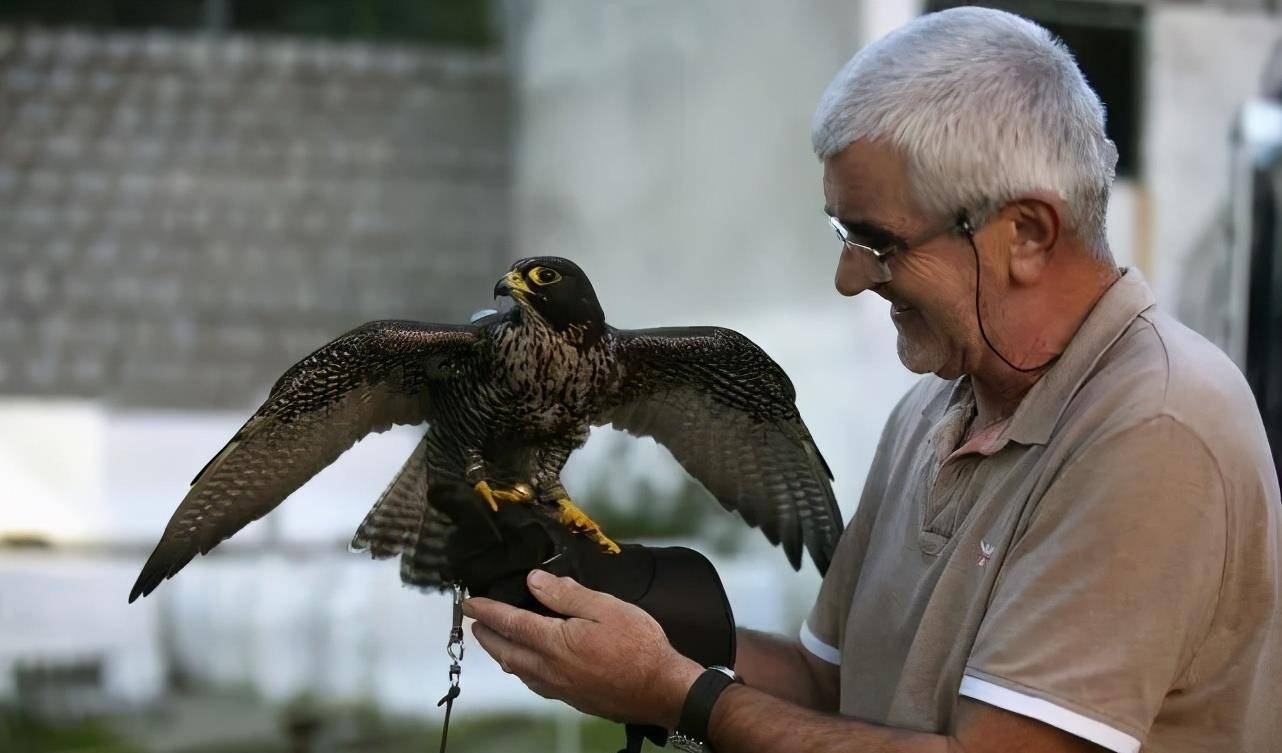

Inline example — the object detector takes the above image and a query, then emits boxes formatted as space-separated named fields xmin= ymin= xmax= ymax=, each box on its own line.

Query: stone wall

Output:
xmin=0 ymin=28 xmax=511 ymax=408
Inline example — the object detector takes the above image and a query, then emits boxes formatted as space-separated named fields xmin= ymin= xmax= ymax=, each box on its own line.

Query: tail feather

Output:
xmin=397 ymin=511 xmax=452 ymax=592
xmin=350 ymin=434 xmax=454 ymax=591
xmin=350 ymin=437 xmax=431 ymax=558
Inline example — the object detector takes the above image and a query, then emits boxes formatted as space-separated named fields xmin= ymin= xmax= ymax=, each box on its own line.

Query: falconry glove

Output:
xmin=440 ymin=493 xmax=736 ymax=753
xmin=441 ymin=493 xmax=736 ymax=662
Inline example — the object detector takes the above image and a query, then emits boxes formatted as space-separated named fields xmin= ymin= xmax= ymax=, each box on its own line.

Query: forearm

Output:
xmin=709 ymin=683 xmax=953 ymax=753
xmin=735 ymin=627 xmax=839 ymax=711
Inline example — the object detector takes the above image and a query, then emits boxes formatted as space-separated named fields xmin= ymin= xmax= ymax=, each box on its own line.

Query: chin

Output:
xmin=896 ymin=334 xmax=959 ymax=379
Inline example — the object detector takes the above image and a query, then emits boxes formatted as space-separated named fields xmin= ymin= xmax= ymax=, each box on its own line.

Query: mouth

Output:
xmin=890 ymin=301 xmax=916 ymax=319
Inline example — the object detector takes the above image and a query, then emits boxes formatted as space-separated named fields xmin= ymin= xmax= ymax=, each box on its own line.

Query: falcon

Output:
xmin=128 ymin=257 xmax=842 ymax=601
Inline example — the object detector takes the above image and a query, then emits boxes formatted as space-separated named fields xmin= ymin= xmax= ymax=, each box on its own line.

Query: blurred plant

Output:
xmin=0 ymin=709 xmax=142 ymax=753
xmin=0 ymin=0 xmax=495 ymax=48
xmin=0 ymin=534 xmax=52 ymax=550
xmin=576 ymin=434 xmax=747 ymax=557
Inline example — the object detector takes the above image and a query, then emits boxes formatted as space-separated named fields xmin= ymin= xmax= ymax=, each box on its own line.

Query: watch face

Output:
xmin=668 ymin=733 xmax=706 ymax=752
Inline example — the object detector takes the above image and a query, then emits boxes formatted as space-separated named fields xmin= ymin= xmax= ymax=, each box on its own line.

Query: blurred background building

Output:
xmin=0 ymin=0 xmax=1278 ymax=751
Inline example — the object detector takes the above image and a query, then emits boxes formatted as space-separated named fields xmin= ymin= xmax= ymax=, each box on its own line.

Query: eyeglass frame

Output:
xmin=827 ymin=212 xmax=974 ymax=265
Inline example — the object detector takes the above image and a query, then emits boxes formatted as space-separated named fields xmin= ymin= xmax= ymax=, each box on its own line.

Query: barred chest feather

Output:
xmin=491 ymin=317 xmax=615 ymax=433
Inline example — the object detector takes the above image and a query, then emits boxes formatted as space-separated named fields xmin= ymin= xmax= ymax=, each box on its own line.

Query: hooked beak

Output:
xmin=494 ymin=270 xmax=533 ymax=299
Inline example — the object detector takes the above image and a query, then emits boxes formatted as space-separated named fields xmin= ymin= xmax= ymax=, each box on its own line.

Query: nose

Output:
xmin=834 ymin=245 xmax=892 ymax=296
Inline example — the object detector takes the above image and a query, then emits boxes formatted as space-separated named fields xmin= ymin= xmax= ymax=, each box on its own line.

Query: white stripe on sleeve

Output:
xmin=958 ymin=674 xmax=1140 ymax=753
xmin=798 ymin=621 xmax=841 ymax=665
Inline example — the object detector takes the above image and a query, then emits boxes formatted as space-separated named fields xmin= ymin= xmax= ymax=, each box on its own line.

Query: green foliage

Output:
xmin=0 ymin=0 xmax=495 ymax=48
xmin=0 ymin=710 xmax=143 ymax=753
xmin=233 ymin=0 xmax=494 ymax=48
xmin=1 ymin=698 xmax=661 ymax=752
xmin=420 ymin=711 xmax=658 ymax=753
xmin=576 ymin=435 xmax=747 ymax=556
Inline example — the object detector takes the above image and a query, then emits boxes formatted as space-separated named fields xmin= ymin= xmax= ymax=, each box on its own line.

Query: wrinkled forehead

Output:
xmin=822 ymin=139 xmax=920 ymax=224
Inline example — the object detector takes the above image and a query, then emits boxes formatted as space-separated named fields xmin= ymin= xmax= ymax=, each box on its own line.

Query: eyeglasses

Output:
xmin=828 ymin=215 xmax=900 ymax=263
xmin=828 ymin=212 xmax=975 ymax=268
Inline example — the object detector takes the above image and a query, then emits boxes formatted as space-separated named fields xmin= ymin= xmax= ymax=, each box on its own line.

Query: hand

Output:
xmin=463 ymin=569 xmax=705 ymax=728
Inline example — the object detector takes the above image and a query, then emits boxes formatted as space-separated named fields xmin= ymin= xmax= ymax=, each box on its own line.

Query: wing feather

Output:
xmin=600 ymin=326 xmax=842 ymax=573
xmin=129 ymin=320 xmax=477 ymax=602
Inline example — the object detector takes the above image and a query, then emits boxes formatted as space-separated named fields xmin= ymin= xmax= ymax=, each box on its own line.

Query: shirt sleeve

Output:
xmin=801 ymin=426 xmax=894 ymax=666
xmin=803 ymin=488 xmax=874 ymax=665
xmin=801 ymin=547 xmax=848 ymax=665
xmin=962 ymin=415 xmax=1226 ymax=753
xmin=801 ymin=377 xmax=942 ymax=665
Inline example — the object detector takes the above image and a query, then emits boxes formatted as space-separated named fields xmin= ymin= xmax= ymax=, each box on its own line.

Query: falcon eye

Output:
xmin=529 ymin=266 xmax=562 ymax=286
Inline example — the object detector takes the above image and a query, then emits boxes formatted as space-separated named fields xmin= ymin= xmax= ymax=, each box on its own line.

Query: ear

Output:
xmin=1001 ymin=198 xmax=1060 ymax=286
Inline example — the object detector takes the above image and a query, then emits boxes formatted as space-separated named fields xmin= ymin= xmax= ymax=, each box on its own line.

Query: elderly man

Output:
xmin=463 ymin=7 xmax=1282 ymax=752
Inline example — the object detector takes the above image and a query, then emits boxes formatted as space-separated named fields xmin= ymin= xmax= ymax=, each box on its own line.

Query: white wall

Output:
xmin=508 ymin=0 xmax=919 ymax=525
xmin=1145 ymin=4 xmax=1281 ymax=301
xmin=509 ymin=0 xmax=868 ymax=323
xmin=0 ymin=400 xmax=425 ymax=545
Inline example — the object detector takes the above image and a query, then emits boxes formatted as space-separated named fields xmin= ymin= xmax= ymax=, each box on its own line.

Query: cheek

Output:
xmin=897 ymin=250 xmax=960 ymax=289
xmin=892 ymin=258 xmax=975 ymax=337
xmin=896 ymin=249 xmax=971 ymax=301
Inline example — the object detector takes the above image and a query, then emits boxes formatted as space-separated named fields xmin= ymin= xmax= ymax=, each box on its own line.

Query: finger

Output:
xmin=472 ymin=622 xmax=547 ymax=678
xmin=464 ymin=596 xmax=561 ymax=647
xmin=526 ymin=570 xmax=619 ymax=622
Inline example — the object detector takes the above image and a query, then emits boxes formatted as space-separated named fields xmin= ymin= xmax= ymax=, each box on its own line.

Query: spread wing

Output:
xmin=600 ymin=327 xmax=842 ymax=573
xmin=129 ymin=320 xmax=478 ymax=602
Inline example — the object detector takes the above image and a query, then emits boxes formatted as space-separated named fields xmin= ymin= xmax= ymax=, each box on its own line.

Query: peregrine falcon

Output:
xmin=129 ymin=257 xmax=842 ymax=601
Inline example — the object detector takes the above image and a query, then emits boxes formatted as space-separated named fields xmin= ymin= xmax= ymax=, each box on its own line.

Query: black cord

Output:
xmin=958 ymin=213 xmax=1060 ymax=374
xmin=436 ymin=583 xmax=466 ymax=753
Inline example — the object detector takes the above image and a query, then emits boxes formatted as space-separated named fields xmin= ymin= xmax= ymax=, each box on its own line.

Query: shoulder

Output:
xmin=887 ymin=374 xmax=953 ymax=435
xmin=1049 ymin=307 xmax=1278 ymax=545
xmin=843 ymin=375 xmax=955 ymax=520
xmin=866 ymin=374 xmax=953 ymax=462
xmin=1065 ymin=308 xmax=1270 ymax=480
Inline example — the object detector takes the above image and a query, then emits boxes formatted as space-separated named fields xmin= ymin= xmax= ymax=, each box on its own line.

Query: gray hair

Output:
xmin=812 ymin=6 xmax=1117 ymax=259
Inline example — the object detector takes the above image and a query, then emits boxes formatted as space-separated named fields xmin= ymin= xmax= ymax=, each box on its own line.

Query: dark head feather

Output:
xmin=494 ymin=257 xmax=606 ymax=346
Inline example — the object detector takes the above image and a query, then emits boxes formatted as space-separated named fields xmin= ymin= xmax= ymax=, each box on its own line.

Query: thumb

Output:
xmin=527 ymin=569 xmax=614 ymax=621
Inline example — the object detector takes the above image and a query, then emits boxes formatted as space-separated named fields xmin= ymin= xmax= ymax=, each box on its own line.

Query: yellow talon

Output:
xmin=557 ymin=497 xmax=621 ymax=554
xmin=474 ymin=480 xmax=534 ymax=512
xmin=474 ymin=480 xmax=499 ymax=511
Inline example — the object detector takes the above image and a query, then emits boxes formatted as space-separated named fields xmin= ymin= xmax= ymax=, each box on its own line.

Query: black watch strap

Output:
xmin=675 ymin=666 xmax=742 ymax=746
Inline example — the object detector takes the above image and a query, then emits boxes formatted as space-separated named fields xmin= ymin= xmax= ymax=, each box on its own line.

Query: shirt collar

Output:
xmin=1001 ymin=266 xmax=1156 ymax=446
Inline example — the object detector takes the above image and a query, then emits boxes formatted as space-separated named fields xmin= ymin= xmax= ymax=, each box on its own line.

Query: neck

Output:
xmin=970 ymin=260 xmax=1120 ymax=428
xmin=506 ymin=303 xmax=606 ymax=350
xmin=970 ymin=366 xmax=1040 ymax=430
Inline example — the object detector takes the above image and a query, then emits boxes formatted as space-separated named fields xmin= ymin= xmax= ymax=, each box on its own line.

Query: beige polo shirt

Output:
xmin=803 ymin=268 xmax=1282 ymax=752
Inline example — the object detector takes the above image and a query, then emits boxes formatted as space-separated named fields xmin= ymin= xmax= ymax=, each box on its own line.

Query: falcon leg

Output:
xmin=473 ymin=479 xmax=534 ymax=512
xmin=529 ymin=439 xmax=617 ymax=552
xmin=556 ymin=496 xmax=621 ymax=554
xmin=464 ymin=452 xmax=534 ymax=512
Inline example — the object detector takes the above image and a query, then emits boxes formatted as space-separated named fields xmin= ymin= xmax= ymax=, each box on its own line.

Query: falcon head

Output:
xmin=494 ymin=257 xmax=606 ymax=344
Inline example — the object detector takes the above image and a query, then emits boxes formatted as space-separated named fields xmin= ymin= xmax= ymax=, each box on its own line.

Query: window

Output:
xmin=925 ymin=0 xmax=1145 ymax=178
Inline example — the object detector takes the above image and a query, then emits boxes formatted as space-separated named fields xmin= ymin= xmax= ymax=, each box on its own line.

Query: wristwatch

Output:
xmin=668 ymin=665 xmax=743 ymax=752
